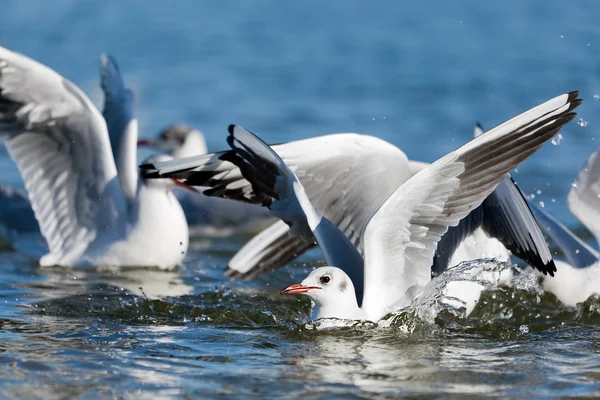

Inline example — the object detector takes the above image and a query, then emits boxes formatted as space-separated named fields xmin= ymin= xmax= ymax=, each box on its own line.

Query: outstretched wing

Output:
xmin=0 ymin=46 xmax=126 ymax=265
xmin=361 ymin=92 xmax=580 ymax=319
xmin=144 ymin=132 xmax=412 ymax=253
xmin=100 ymin=53 xmax=138 ymax=202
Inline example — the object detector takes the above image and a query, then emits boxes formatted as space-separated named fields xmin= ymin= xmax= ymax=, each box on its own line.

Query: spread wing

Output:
xmin=143 ymin=132 xmax=412 ymax=253
xmin=0 ymin=46 xmax=126 ymax=265
xmin=100 ymin=53 xmax=138 ymax=202
xmin=361 ymin=92 xmax=580 ymax=319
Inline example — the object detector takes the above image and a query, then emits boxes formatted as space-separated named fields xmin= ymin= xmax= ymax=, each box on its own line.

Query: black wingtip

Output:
xmin=227 ymin=124 xmax=236 ymax=135
xmin=475 ymin=122 xmax=483 ymax=130
xmin=567 ymin=90 xmax=580 ymax=102
xmin=139 ymin=163 xmax=155 ymax=170
xmin=546 ymin=259 xmax=557 ymax=277
xmin=224 ymin=266 xmax=243 ymax=281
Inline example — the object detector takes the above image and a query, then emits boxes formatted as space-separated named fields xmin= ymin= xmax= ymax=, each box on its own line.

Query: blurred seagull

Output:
xmin=527 ymin=141 xmax=600 ymax=306
xmin=145 ymin=92 xmax=579 ymax=320
xmin=0 ymin=46 xmax=189 ymax=269
xmin=138 ymin=125 xmax=272 ymax=236
xmin=142 ymin=124 xmax=558 ymax=283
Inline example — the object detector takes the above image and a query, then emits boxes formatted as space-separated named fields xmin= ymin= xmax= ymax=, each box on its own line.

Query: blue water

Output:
xmin=1 ymin=0 xmax=600 ymax=397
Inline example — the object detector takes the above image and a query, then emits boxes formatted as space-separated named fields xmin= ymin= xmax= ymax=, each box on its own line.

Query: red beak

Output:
xmin=171 ymin=179 xmax=199 ymax=193
xmin=137 ymin=138 xmax=157 ymax=147
xmin=281 ymin=283 xmax=321 ymax=295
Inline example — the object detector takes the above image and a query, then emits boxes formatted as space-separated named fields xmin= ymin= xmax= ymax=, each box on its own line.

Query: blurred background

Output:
xmin=1 ymin=0 xmax=598 ymax=228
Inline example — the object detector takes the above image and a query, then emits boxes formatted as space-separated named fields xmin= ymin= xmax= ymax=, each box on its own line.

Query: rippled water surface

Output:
xmin=2 ymin=0 xmax=600 ymax=398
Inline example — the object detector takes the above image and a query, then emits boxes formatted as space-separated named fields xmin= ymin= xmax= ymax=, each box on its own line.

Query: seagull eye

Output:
xmin=320 ymin=275 xmax=331 ymax=284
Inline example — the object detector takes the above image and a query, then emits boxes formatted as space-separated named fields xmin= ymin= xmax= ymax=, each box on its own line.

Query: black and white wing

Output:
xmin=0 ymin=46 xmax=126 ymax=266
xmin=144 ymin=132 xmax=412 ymax=253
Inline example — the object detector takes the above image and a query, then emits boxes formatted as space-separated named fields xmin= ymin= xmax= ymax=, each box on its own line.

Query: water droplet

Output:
xmin=578 ymin=118 xmax=589 ymax=127
xmin=552 ymin=198 xmax=556 ymax=203
xmin=594 ymin=94 xmax=600 ymax=100
xmin=536 ymin=189 xmax=542 ymax=195
xmin=538 ymin=201 xmax=545 ymax=208
xmin=519 ymin=325 xmax=529 ymax=334
xmin=576 ymin=249 xmax=580 ymax=254
xmin=560 ymin=34 xmax=564 ymax=39
xmin=572 ymin=182 xmax=578 ymax=189
xmin=551 ymin=133 xmax=563 ymax=145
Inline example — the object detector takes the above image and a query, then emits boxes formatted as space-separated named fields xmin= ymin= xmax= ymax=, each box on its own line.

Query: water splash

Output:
xmin=551 ymin=133 xmax=563 ymax=145
xmin=578 ymin=118 xmax=589 ymax=127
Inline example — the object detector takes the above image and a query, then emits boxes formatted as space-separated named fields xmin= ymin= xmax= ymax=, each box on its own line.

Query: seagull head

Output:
xmin=281 ymin=266 xmax=362 ymax=320
xmin=139 ymin=154 xmax=198 ymax=193
xmin=138 ymin=124 xmax=207 ymax=159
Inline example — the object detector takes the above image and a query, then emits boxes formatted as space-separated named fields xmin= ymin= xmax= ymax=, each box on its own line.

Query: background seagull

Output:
xmin=0 ymin=46 xmax=189 ymax=269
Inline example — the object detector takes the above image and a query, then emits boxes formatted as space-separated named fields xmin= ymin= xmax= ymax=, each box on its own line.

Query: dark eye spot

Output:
xmin=339 ymin=279 xmax=347 ymax=292
xmin=320 ymin=275 xmax=331 ymax=284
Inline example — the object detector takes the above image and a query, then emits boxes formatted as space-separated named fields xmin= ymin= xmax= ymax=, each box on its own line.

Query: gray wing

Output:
xmin=0 ymin=46 xmax=126 ymax=265
xmin=480 ymin=177 xmax=555 ymax=274
xmin=225 ymin=220 xmax=316 ymax=280
xmin=100 ymin=53 xmax=138 ymax=202
xmin=567 ymin=142 xmax=600 ymax=245
xmin=528 ymin=200 xmax=598 ymax=268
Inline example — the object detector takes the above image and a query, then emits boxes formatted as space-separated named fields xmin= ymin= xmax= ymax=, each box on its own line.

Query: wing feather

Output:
xmin=361 ymin=92 xmax=580 ymax=320
xmin=0 ymin=46 xmax=125 ymax=265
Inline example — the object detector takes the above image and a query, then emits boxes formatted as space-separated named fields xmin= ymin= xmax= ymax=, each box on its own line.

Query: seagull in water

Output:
xmin=145 ymin=92 xmax=580 ymax=321
xmin=526 ymin=141 xmax=600 ymax=306
xmin=142 ymin=123 xmax=556 ymax=282
xmin=0 ymin=46 xmax=190 ymax=269
xmin=138 ymin=124 xmax=272 ymax=235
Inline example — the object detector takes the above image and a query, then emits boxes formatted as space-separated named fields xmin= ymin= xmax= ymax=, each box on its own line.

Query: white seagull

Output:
xmin=142 ymin=126 xmax=556 ymax=282
xmin=0 ymin=46 xmax=189 ymax=269
xmin=145 ymin=92 xmax=580 ymax=321
xmin=527 ymin=141 xmax=600 ymax=306
xmin=138 ymin=125 xmax=272 ymax=235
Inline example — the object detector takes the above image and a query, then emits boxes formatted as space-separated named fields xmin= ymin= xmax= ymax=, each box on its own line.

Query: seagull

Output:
xmin=145 ymin=91 xmax=580 ymax=321
xmin=142 ymin=125 xmax=556 ymax=282
xmin=526 ymin=141 xmax=600 ymax=306
xmin=0 ymin=46 xmax=189 ymax=269
xmin=138 ymin=124 xmax=272 ymax=235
